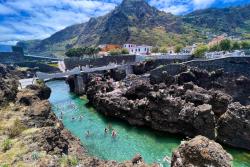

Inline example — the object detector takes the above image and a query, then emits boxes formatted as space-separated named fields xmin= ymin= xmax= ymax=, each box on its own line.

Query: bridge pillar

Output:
xmin=74 ymin=75 xmax=85 ymax=95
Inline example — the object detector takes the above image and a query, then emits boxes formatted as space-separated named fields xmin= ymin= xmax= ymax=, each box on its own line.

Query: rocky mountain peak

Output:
xmin=117 ymin=0 xmax=158 ymax=17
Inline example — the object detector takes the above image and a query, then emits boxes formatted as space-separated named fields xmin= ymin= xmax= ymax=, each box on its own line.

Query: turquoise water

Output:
xmin=47 ymin=80 xmax=250 ymax=167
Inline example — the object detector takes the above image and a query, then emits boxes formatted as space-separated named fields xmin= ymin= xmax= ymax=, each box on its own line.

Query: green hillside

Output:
xmin=17 ymin=0 xmax=250 ymax=57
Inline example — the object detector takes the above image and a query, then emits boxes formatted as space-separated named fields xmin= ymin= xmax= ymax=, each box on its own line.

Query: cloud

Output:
xmin=162 ymin=5 xmax=190 ymax=15
xmin=0 ymin=0 xmax=250 ymax=44
xmin=0 ymin=4 xmax=16 ymax=15
xmin=0 ymin=0 xmax=117 ymax=43
xmin=192 ymin=0 xmax=216 ymax=9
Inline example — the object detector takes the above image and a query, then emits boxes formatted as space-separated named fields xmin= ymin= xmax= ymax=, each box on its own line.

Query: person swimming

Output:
xmin=112 ymin=130 xmax=117 ymax=138
xmin=85 ymin=130 xmax=90 ymax=137
xmin=71 ymin=116 xmax=76 ymax=121
xmin=104 ymin=127 xmax=109 ymax=134
xmin=79 ymin=115 xmax=83 ymax=121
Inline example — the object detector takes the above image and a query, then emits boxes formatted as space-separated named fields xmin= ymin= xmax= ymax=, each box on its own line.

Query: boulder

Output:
xmin=17 ymin=84 xmax=51 ymax=105
xmin=110 ymin=68 xmax=126 ymax=81
xmin=217 ymin=102 xmax=250 ymax=150
xmin=0 ymin=64 xmax=19 ymax=105
xmin=26 ymin=84 xmax=51 ymax=100
xmin=171 ymin=136 xmax=232 ymax=167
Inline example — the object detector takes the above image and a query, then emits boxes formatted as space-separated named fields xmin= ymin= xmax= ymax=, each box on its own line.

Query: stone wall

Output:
xmin=184 ymin=57 xmax=250 ymax=77
xmin=64 ymin=55 xmax=136 ymax=70
xmin=0 ymin=52 xmax=24 ymax=64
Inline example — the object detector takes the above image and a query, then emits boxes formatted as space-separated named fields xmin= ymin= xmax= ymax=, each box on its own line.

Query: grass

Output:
xmin=59 ymin=154 xmax=79 ymax=167
xmin=1 ymin=139 xmax=11 ymax=152
xmin=48 ymin=63 xmax=59 ymax=68
xmin=0 ymin=139 xmax=28 ymax=166
xmin=6 ymin=119 xmax=26 ymax=138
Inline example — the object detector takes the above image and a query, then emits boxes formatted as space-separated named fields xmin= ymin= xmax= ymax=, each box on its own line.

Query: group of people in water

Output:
xmin=58 ymin=102 xmax=118 ymax=139
xmin=85 ymin=124 xmax=117 ymax=138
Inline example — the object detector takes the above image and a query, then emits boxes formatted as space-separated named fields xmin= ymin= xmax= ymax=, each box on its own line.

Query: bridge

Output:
xmin=35 ymin=63 xmax=124 ymax=81
xmin=24 ymin=54 xmax=61 ymax=61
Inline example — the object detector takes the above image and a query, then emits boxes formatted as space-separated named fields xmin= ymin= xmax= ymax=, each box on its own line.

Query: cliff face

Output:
xmin=0 ymin=64 xmax=19 ymax=105
xmin=84 ymin=64 xmax=250 ymax=151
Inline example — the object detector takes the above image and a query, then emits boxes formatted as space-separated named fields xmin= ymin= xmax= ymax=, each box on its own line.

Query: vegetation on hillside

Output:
xmin=193 ymin=44 xmax=208 ymax=58
xmin=65 ymin=47 xmax=101 ymax=57
xmin=208 ymin=39 xmax=250 ymax=52
xmin=109 ymin=48 xmax=129 ymax=56
xmin=17 ymin=1 xmax=250 ymax=58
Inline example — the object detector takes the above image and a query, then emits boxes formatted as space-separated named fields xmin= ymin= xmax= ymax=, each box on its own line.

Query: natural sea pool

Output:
xmin=47 ymin=80 xmax=250 ymax=167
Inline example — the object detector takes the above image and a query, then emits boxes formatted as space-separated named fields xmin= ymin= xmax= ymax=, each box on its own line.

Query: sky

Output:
xmin=0 ymin=0 xmax=250 ymax=45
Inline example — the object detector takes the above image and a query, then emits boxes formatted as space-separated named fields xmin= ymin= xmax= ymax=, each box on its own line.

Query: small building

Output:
xmin=0 ymin=45 xmax=24 ymax=64
xmin=123 ymin=44 xmax=152 ymax=55
xmin=182 ymin=44 xmax=197 ymax=54
xmin=123 ymin=44 xmax=137 ymax=49
xmin=99 ymin=44 xmax=121 ymax=52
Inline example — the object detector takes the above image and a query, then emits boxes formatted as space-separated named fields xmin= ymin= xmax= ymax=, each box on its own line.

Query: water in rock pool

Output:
xmin=47 ymin=80 xmax=250 ymax=167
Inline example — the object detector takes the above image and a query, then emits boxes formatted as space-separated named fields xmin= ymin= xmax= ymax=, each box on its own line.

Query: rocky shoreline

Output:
xmin=0 ymin=63 xmax=234 ymax=166
xmin=0 ymin=64 xmax=154 ymax=166
xmin=70 ymin=63 xmax=250 ymax=152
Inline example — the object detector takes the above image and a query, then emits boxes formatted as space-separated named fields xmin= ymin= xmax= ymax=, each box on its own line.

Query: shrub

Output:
xmin=151 ymin=47 xmax=159 ymax=53
xmin=193 ymin=44 xmax=208 ymax=58
xmin=241 ymin=40 xmax=250 ymax=49
xmin=175 ymin=44 xmax=184 ymax=53
xmin=36 ymin=79 xmax=45 ymax=86
xmin=6 ymin=119 xmax=26 ymax=138
xmin=219 ymin=39 xmax=231 ymax=51
xmin=2 ymin=138 xmax=11 ymax=152
xmin=59 ymin=155 xmax=78 ymax=167
xmin=121 ymin=48 xmax=129 ymax=54
xmin=109 ymin=49 xmax=122 ymax=56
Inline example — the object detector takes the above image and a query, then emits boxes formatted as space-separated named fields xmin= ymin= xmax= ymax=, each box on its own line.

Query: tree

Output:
xmin=65 ymin=47 xmax=100 ymax=57
xmin=209 ymin=44 xmax=220 ymax=52
xmin=232 ymin=41 xmax=241 ymax=50
xmin=151 ymin=47 xmax=159 ymax=53
xmin=175 ymin=45 xmax=183 ymax=53
xmin=121 ymin=48 xmax=129 ymax=54
xmin=160 ymin=47 xmax=168 ymax=53
xmin=109 ymin=49 xmax=121 ymax=56
xmin=219 ymin=39 xmax=231 ymax=51
xmin=241 ymin=41 xmax=250 ymax=49
xmin=193 ymin=45 xmax=208 ymax=58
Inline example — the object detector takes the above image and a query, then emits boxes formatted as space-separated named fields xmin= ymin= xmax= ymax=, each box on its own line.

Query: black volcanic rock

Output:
xmin=0 ymin=64 xmax=19 ymax=105
xmin=171 ymin=136 xmax=232 ymax=167
xmin=217 ymin=102 xmax=250 ymax=150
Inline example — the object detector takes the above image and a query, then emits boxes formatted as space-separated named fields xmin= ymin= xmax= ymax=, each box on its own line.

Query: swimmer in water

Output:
xmin=104 ymin=127 xmax=109 ymax=134
xmin=112 ymin=130 xmax=117 ymax=138
xmin=79 ymin=115 xmax=83 ymax=121
xmin=85 ymin=130 xmax=90 ymax=137
xmin=71 ymin=116 xmax=76 ymax=121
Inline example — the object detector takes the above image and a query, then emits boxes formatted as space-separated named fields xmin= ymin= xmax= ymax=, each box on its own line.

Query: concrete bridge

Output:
xmin=35 ymin=63 xmax=127 ymax=81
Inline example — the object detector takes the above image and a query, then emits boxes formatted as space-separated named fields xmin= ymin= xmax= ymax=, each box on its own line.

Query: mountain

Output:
xmin=183 ymin=5 xmax=250 ymax=36
xmin=17 ymin=0 xmax=250 ymax=57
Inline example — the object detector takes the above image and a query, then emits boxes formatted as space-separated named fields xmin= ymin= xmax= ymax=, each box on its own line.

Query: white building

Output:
xmin=182 ymin=44 xmax=197 ymax=54
xmin=205 ymin=50 xmax=246 ymax=59
xmin=123 ymin=44 xmax=152 ymax=55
